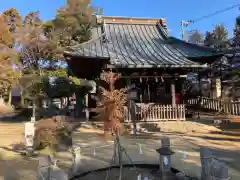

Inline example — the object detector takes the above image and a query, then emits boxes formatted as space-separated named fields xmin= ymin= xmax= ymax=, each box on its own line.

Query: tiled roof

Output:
xmin=66 ymin=16 xmax=218 ymax=68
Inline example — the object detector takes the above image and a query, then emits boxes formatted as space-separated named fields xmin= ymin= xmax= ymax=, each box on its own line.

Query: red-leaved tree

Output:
xmin=93 ymin=71 xmax=128 ymax=137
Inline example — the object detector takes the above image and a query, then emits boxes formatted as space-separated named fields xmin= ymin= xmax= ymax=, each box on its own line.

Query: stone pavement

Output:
xmin=55 ymin=132 xmax=240 ymax=180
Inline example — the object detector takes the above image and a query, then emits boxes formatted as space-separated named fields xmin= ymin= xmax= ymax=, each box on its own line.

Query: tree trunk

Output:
xmin=0 ymin=97 xmax=4 ymax=104
xmin=8 ymin=89 xmax=12 ymax=106
xmin=20 ymin=91 xmax=24 ymax=106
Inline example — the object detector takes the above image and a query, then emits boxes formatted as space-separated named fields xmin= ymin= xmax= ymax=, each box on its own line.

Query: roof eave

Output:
xmin=106 ymin=64 xmax=209 ymax=69
xmin=64 ymin=51 xmax=110 ymax=60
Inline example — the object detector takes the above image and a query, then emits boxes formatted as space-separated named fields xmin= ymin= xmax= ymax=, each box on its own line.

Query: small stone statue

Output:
xmin=69 ymin=146 xmax=82 ymax=177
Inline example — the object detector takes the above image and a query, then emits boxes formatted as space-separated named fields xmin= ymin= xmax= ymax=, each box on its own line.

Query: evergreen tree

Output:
xmin=233 ymin=16 xmax=240 ymax=47
xmin=204 ymin=31 xmax=215 ymax=47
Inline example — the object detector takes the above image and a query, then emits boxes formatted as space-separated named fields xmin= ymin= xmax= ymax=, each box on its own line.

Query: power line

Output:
xmin=181 ymin=3 xmax=240 ymax=40
xmin=184 ymin=3 xmax=240 ymax=26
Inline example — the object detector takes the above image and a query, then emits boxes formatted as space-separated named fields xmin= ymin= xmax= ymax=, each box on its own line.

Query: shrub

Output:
xmin=34 ymin=115 xmax=73 ymax=152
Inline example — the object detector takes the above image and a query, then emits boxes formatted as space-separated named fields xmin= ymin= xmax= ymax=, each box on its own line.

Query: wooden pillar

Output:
xmin=147 ymin=78 xmax=150 ymax=102
xmin=139 ymin=77 xmax=143 ymax=103
xmin=171 ymin=79 xmax=176 ymax=106
xmin=232 ymin=82 xmax=236 ymax=101
xmin=127 ymin=78 xmax=137 ymax=135
xmin=198 ymin=71 xmax=201 ymax=95
xmin=197 ymin=71 xmax=201 ymax=119
xmin=85 ymin=94 xmax=89 ymax=121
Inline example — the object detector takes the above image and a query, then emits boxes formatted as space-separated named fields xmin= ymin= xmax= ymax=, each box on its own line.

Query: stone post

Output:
xmin=156 ymin=137 xmax=175 ymax=180
xmin=24 ymin=120 xmax=35 ymax=156
xmin=209 ymin=158 xmax=229 ymax=180
xmin=175 ymin=172 xmax=185 ymax=180
xmin=200 ymin=147 xmax=213 ymax=180
xmin=69 ymin=146 xmax=82 ymax=177
xmin=37 ymin=155 xmax=52 ymax=180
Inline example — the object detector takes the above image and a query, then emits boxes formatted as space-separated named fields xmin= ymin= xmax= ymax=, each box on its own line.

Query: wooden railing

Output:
xmin=123 ymin=103 xmax=186 ymax=122
xmin=187 ymin=97 xmax=240 ymax=115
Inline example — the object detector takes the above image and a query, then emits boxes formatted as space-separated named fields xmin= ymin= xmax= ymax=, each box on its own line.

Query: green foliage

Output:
xmin=21 ymin=68 xmax=82 ymax=100
xmin=232 ymin=68 xmax=240 ymax=76
xmin=22 ymin=76 xmax=46 ymax=101
xmin=42 ymin=0 xmax=103 ymax=56
xmin=0 ymin=2 xmax=103 ymax=105
xmin=204 ymin=31 xmax=215 ymax=47
xmin=45 ymin=69 xmax=68 ymax=77
xmin=69 ymin=76 xmax=80 ymax=85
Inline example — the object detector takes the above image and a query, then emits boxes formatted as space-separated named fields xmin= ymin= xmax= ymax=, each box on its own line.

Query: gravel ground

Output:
xmin=0 ymin=122 xmax=239 ymax=180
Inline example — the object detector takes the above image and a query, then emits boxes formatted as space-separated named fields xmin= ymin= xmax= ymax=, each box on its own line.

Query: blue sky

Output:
xmin=0 ymin=0 xmax=239 ymax=38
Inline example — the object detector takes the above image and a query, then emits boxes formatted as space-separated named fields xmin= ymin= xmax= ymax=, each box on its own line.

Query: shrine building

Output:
xmin=64 ymin=16 xmax=223 ymax=121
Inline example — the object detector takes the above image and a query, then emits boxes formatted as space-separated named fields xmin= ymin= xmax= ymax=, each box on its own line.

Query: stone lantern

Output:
xmin=156 ymin=137 xmax=175 ymax=179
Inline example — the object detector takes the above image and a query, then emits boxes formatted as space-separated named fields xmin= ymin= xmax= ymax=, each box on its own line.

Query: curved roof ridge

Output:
xmin=103 ymin=16 xmax=166 ymax=25
xmin=69 ymin=31 xmax=106 ymax=50
xmin=169 ymin=36 xmax=215 ymax=50
xmin=102 ymin=15 xmax=163 ymax=20
xmin=156 ymin=23 xmax=217 ymax=53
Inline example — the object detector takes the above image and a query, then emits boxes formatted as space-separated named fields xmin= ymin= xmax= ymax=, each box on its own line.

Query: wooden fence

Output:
xmin=123 ymin=103 xmax=186 ymax=122
xmin=187 ymin=96 xmax=240 ymax=115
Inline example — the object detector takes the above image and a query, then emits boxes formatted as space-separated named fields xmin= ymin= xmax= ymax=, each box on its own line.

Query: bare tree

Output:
xmin=186 ymin=30 xmax=203 ymax=44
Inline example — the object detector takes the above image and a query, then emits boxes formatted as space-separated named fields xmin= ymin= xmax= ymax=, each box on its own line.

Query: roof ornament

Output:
xmin=102 ymin=20 xmax=108 ymax=43
xmin=159 ymin=18 xmax=167 ymax=29
xmin=96 ymin=15 xmax=103 ymax=25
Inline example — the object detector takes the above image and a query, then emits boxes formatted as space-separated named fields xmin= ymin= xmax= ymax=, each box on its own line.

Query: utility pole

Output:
xmin=181 ymin=20 xmax=194 ymax=40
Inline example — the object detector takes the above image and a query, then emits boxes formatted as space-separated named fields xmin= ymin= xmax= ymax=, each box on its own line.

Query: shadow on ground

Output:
xmin=0 ymin=108 xmax=69 ymax=123
xmin=187 ymin=112 xmax=240 ymax=137
xmin=0 ymin=153 xmax=37 ymax=180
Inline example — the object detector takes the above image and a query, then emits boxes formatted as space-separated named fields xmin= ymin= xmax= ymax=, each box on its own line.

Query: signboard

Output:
xmin=216 ymin=78 xmax=221 ymax=98
xmin=69 ymin=105 xmax=75 ymax=110
xmin=186 ymin=72 xmax=196 ymax=81
xmin=129 ymin=90 xmax=137 ymax=100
